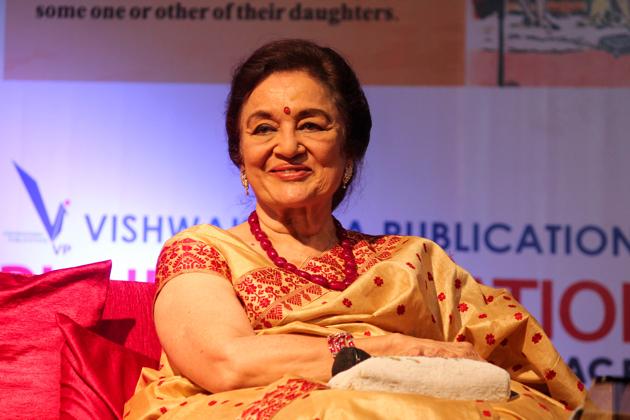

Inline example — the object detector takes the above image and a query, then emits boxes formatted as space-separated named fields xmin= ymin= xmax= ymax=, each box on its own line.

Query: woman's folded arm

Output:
xmin=154 ymin=272 xmax=482 ymax=393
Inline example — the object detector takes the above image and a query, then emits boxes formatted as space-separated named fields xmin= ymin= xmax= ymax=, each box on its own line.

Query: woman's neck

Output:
xmin=255 ymin=203 xmax=337 ymax=253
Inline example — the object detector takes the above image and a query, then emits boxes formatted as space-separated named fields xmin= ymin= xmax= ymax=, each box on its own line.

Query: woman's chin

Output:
xmin=262 ymin=192 xmax=331 ymax=210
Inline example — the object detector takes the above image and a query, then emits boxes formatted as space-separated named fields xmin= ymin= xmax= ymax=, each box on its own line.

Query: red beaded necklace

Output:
xmin=247 ymin=211 xmax=358 ymax=291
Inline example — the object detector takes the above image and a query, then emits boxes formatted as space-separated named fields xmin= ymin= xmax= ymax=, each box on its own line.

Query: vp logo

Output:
xmin=14 ymin=162 xmax=71 ymax=255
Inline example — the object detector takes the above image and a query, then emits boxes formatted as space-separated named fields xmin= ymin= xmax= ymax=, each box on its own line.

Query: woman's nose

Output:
xmin=274 ymin=128 xmax=304 ymax=158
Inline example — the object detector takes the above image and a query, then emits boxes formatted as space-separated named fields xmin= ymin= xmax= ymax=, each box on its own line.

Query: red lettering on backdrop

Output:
xmin=624 ymin=283 xmax=630 ymax=343
xmin=120 ymin=269 xmax=155 ymax=282
xmin=493 ymin=279 xmax=537 ymax=302
xmin=560 ymin=280 xmax=615 ymax=341
xmin=1 ymin=265 xmax=33 ymax=275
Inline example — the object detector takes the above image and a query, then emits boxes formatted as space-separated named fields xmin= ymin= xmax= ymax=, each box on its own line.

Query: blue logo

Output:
xmin=14 ymin=162 xmax=71 ymax=254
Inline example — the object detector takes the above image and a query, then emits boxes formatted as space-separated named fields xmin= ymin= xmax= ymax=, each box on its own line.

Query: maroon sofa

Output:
xmin=0 ymin=261 xmax=161 ymax=419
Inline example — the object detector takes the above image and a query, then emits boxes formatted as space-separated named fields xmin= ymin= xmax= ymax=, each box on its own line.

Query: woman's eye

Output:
xmin=252 ymin=124 xmax=275 ymax=135
xmin=299 ymin=122 xmax=323 ymax=131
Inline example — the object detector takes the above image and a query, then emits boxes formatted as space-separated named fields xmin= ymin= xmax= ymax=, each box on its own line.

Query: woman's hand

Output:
xmin=392 ymin=333 xmax=484 ymax=360
xmin=357 ymin=333 xmax=484 ymax=362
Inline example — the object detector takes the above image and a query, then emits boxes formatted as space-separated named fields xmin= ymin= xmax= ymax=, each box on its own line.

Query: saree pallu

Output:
xmin=124 ymin=225 xmax=586 ymax=419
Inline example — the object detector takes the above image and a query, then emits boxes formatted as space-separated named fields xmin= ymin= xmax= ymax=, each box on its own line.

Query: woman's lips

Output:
xmin=269 ymin=165 xmax=312 ymax=181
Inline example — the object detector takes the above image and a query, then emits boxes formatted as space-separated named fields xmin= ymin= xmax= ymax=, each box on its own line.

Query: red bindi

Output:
xmin=283 ymin=106 xmax=291 ymax=115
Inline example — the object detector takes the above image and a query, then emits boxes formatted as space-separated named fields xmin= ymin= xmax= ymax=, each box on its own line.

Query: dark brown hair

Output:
xmin=225 ymin=39 xmax=372 ymax=209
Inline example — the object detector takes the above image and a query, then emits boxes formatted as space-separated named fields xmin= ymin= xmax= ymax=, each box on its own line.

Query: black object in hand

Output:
xmin=331 ymin=347 xmax=372 ymax=377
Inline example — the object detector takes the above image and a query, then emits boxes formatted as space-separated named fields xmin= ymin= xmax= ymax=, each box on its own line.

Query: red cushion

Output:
xmin=0 ymin=261 xmax=110 ymax=419
xmin=97 ymin=280 xmax=160 ymax=361
xmin=58 ymin=313 xmax=159 ymax=419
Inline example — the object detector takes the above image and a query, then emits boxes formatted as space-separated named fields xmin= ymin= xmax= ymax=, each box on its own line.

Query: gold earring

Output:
xmin=240 ymin=170 xmax=249 ymax=196
xmin=342 ymin=162 xmax=353 ymax=189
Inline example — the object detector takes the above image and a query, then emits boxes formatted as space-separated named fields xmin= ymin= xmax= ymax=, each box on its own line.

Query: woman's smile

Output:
xmin=269 ymin=164 xmax=312 ymax=181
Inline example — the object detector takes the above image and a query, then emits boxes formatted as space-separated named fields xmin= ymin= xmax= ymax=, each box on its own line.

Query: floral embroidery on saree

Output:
xmin=351 ymin=233 xmax=405 ymax=270
xmin=155 ymin=237 xmax=232 ymax=291
xmin=235 ymin=268 xmax=326 ymax=328
xmin=238 ymin=378 xmax=326 ymax=420
xmin=235 ymin=233 xmax=408 ymax=328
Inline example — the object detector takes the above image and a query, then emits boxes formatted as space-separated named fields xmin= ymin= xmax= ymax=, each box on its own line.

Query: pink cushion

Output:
xmin=0 ymin=261 xmax=110 ymax=419
xmin=58 ymin=313 xmax=159 ymax=419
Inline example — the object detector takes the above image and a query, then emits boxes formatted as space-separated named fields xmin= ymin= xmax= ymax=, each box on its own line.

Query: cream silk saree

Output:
xmin=124 ymin=225 xmax=585 ymax=419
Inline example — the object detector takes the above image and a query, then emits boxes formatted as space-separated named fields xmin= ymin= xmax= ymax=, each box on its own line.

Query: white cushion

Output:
xmin=328 ymin=356 xmax=511 ymax=402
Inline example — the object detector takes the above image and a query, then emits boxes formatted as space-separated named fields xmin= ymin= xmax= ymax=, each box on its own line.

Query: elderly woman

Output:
xmin=125 ymin=39 xmax=585 ymax=418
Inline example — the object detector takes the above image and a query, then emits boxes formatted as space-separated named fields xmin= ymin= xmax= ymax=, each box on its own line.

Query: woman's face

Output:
xmin=239 ymin=71 xmax=346 ymax=211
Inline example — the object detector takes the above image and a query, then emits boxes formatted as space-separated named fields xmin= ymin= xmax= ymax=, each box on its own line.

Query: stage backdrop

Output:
xmin=1 ymin=0 xmax=628 ymax=384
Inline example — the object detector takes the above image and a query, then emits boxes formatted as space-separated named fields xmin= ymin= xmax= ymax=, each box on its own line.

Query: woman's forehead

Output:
xmin=242 ymin=71 xmax=338 ymax=117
